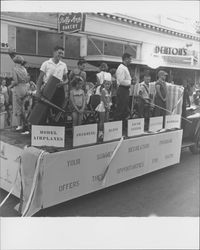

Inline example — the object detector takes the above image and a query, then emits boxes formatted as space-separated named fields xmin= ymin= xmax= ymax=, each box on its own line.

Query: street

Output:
xmin=0 ymin=148 xmax=199 ymax=217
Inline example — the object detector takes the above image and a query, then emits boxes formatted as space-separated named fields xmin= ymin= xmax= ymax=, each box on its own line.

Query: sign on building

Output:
xmin=58 ymin=13 xmax=84 ymax=33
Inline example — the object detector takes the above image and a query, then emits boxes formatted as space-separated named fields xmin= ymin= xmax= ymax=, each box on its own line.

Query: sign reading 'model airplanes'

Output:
xmin=32 ymin=125 xmax=65 ymax=148
xmin=58 ymin=13 xmax=83 ymax=33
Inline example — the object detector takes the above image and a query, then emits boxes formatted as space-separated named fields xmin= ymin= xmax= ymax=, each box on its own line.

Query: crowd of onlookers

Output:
xmin=1 ymin=49 xmax=200 ymax=138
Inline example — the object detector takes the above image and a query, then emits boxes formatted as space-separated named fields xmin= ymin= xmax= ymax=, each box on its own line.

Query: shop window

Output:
xmin=65 ymin=35 xmax=80 ymax=59
xmin=104 ymin=41 xmax=123 ymax=57
xmin=38 ymin=31 xmax=63 ymax=56
xmin=87 ymin=39 xmax=103 ymax=55
xmin=16 ymin=27 xmax=36 ymax=54
xmin=124 ymin=45 xmax=137 ymax=58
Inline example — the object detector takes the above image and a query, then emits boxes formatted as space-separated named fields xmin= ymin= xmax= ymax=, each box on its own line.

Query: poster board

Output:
xmin=103 ymin=121 xmax=122 ymax=142
xmin=149 ymin=116 xmax=163 ymax=132
xmin=165 ymin=115 xmax=181 ymax=129
xmin=31 ymin=125 xmax=65 ymax=148
xmin=127 ymin=118 xmax=144 ymax=137
xmin=73 ymin=123 xmax=97 ymax=147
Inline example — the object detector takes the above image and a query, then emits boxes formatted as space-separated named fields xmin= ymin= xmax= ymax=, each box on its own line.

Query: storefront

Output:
xmin=1 ymin=12 xmax=200 ymax=86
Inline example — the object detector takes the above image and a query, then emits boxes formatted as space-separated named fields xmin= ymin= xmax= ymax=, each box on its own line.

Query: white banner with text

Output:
xmin=0 ymin=142 xmax=22 ymax=197
xmin=42 ymin=130 xmax=183 ymax=208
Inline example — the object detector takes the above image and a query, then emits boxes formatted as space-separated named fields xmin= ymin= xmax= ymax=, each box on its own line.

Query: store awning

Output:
xmin=22 ymin=55 xmax=99 ymax=72
xmin=150 ymin=53 xmax=200 ymax=71
xmin=85 ymin=55 xmax=143 ymax=65
xmin=0 ymin=53 xmax=15 ymax=77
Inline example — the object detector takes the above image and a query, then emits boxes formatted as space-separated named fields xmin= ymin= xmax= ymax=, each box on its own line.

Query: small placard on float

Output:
xmin=128 ymin=118 xmax=144 ymax=137
xmin=73 ymin=123 xmax=97 ymax=147
xmin=103 ymin=121 xmax=122 ymax=142
xmin=32 ymin=125 xmax=65 ymax=148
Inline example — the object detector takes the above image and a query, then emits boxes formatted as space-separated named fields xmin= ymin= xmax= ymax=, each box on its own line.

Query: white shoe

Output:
xmin=16 ymin=126 xmax=23 ymax=131
xmin=21 ymin=131 xmax=30 ymax=135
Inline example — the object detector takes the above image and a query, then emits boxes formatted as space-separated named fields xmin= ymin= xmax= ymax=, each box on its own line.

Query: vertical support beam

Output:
xmin=80 ymin=36 xmax=87 ymax=57
xmin=36 ymin=30 xmax=38 ymax=55
xmin=8 ymin=24 xmax=16 ymax=51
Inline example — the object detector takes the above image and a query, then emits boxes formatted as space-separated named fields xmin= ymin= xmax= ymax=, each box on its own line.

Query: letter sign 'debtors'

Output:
xmin=58 ymin=13 xmax=84 ymax=33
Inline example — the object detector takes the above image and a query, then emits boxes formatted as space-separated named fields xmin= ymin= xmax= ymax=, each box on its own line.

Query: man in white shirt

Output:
xmin=115 ymin=53 xmax=132 ymax=123
xmin=33 ymin=46 xmax=68 ymax=124
xmin=36 ymin=46 xmax=68 ymax=101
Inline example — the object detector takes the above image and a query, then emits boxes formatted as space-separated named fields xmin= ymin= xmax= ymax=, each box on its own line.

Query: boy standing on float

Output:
xmin=36 ymin=45 xmax=68 ymax=108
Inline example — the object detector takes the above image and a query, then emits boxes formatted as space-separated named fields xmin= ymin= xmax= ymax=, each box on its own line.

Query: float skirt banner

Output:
xmin=0 ymin=142 xmax=23 ymax=198
xmin=42 ymin=130 xmax=183 ymax=209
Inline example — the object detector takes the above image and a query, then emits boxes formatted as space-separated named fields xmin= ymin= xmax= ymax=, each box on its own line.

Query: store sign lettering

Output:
xmin=58 ymin=13 xmax=83 ymax=33
xmin=155 ymin=46 xmax=187 ymax=56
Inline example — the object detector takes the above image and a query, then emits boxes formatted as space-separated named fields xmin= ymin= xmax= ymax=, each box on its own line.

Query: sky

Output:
xmin=1 ymin=1 xmax=199 ymax=20
xmin=1 ymin=1 xmax=200 ymax=28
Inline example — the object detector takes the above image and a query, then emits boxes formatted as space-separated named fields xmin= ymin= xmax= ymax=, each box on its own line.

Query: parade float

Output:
xmin=1 ymin=72 xmax=199 ymax=217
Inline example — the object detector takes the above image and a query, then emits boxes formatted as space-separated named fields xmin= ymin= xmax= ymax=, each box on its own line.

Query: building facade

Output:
xmin=1 ymin=12 xmax=200 ymax=86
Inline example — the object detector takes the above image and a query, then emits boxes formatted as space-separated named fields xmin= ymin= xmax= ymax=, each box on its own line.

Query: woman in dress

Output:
xmin=8 ymin=55 xmax=29 ymax=130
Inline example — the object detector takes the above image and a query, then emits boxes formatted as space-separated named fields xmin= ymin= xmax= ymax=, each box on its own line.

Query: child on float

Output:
xmin=70 ymin=76 xmax=86 ymax=126
xmin=95 ymin=75 xmax=112 ymax=139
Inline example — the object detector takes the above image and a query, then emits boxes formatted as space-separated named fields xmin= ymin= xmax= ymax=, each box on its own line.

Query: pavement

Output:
xmin=0 ymin=148 xmax=199 ymax=217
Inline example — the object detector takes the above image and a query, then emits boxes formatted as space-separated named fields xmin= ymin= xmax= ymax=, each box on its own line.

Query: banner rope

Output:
xmin=21 ymin=150 xmax=46 ymax=217
xmin=0 ymin=156 xmax=21 ymax=208
xmin=143 ymin=99 xmax=192 ymax=124
xmin=101 ymin=137 xmax=124 ymax=186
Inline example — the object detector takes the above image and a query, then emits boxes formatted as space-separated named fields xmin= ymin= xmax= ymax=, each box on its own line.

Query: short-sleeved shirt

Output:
xmin=96 ymin=71 xmax=112 ymax=85
xmin=139 ymin=82 xmax=150 ymax=99
xmin=40 ymin=58 xmax=68 ymax=83
xmin=116 ymin=64 xmax=131 ymax=87
xmin=69 ymin=69 xmax=87 ymax=82
xmin=70 ymin=89 xmax=85 ymax=108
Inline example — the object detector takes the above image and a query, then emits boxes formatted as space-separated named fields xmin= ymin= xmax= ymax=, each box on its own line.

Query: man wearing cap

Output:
xmin=154 ymin=70 xmax=168 ymax=117
xmin=138 ymin=73 xmax=153 ymax=120
xmin=115 ymin=53 xmax=132 ymax=125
